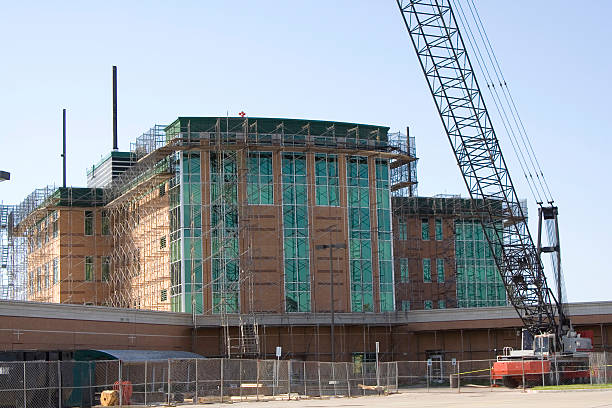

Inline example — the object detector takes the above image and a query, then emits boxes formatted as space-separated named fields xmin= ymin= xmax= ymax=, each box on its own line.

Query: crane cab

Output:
xmin=534 ymin=333 xmax=555 ymax=356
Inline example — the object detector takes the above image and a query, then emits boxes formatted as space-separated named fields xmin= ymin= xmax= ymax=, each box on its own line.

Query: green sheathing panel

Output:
xmin=421 ymin=218 xmax=429 ymax=240
xmin=455 ymin=220 xmax=506 ymax=307
xmin=45 ymin=187 xmax=106 ymax=207
xmin=314 ymin=154 xmax=340 ymax=206
xmin=347 ymin=156 xmax=373 ymax=312
xmin=168 ymin=152 xmax=203 ymax=313
xmin=375 ymin=159 xmax=394 ymax=311
xmin=281 ymin=153 xmax=311 ymax=312
xmin=169 ymin=154 xmax=182 ymax=311
xmin=399 ymin=258 xmax=409 ymax=282
xmin=165 ymin=117 xmax=390 ymax=143
xmin=164 ymin=120 xmax=181 ymax=142
xmin=437 ymin=259 xmax=445 ymax=283
xmin=182 ymin=152 xmax=203 ymax=314
xmin=423 ymin=258 xmax=432 ymax=282
xmin=247 ymin=152 xmax=274 ymax=205
xmin=210 ymin=152 xmax=240 ymax=313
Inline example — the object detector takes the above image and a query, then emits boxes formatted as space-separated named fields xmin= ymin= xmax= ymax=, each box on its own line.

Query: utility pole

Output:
xmin=315 ymin=227 xmax=346 ymax=363
xmin=62 ymin=109 xmax=66 ymax=187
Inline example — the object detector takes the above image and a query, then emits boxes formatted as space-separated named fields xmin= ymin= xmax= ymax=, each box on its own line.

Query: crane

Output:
xmin=395 ymin=0 xmax=590 ymax=384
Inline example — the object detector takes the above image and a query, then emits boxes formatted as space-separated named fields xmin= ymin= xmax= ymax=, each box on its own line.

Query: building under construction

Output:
xmin=0 ymin=116 xmax=516 ymax=360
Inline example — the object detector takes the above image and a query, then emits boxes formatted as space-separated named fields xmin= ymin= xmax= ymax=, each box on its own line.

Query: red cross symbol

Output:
xmin=239 ymin=111 xmax=246 ymax=117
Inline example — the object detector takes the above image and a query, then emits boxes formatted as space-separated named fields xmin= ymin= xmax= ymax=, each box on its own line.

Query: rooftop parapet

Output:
xmin=10 ymin=186 xmax=106 ymax=232
xmin=165 ymin=117 xmax=396 ymax=152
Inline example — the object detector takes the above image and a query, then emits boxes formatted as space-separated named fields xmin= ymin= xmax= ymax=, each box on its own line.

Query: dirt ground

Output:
xmin=183 ymin=389 xmax=612 ymax=408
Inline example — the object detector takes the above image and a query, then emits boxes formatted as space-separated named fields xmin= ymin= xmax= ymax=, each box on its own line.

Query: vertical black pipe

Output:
xmin=113 ymin=65 xmax=118 ymax=150
xmin=407 ymin=126 xmax=413 ymax=197
xmin=62 ymin=109 xmax=66 ymax=188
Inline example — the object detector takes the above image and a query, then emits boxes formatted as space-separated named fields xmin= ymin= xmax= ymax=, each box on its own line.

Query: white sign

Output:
xmin=427 ymin=358 xmax=432 ymax=366
xmin=275 ymin=346 xmax=282 ymax=358
xmin=452 ymin=358 xmax=457 ymax=366
xmin=375 ymin=341 xmax=380 ymax=353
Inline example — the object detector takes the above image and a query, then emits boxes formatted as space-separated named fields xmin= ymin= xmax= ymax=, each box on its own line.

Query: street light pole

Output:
xmin=329 ymin=242 xmax=335 ymax=362
xmin=316 ymin=230 xmax=346 ymax=363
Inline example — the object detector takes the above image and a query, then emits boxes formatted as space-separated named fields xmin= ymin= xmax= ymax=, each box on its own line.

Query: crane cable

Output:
xmin=466 ymin=0 xmax=555 ymax=204
xmin=451 ymin=0 xmax=544 ymax=205
xmin=450 ymin=0 xmax=554 ymax=205
xmin=460 ymin=0 xmax=551 ymax=204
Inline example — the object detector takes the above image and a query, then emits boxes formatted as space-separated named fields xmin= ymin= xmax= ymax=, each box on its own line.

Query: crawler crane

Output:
xmin=396 ymin=0 xmax=592 ymax=387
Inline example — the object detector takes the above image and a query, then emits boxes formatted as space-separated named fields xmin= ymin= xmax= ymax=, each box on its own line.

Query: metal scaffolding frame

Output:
xmin=2 ymin=117 xmax=416 ymax=360
xmin=3 ymin=187 xmax=108 ymax=305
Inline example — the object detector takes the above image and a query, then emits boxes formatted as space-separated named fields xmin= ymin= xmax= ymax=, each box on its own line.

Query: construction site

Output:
xmin=0 ymin=1 xmax=611 ymax=407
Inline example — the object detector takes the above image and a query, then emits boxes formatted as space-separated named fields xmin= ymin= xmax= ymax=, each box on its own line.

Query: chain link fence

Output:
xmin=1 ymin=353 xmax=610 ymax=407
xmin=397 ymin=351 xmax=612 ymax=392
xmin=0 ymin=358 xmax=398 ymax=407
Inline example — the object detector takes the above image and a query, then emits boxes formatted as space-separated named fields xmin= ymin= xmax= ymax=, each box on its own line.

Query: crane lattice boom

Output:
xmin=396 ymin=0 xmax=561 ymax=336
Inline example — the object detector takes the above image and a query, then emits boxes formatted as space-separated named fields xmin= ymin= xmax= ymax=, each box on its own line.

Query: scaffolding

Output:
xmin=0 ymin=205 xmax=26 ymax=300
xmin=2 ymin=186 xmax=109 ymax=305
xmin=104 ymin=126 xmax=175 ymax=311
xmin=130 ymin=125 xmax=167 ymax=158
xmin=2 ymin=117 xmax=417 ymax=360
xmin=389 ymin=131 xmax=418 ymax=197
xmin=103 ymin=118 xmax=417 ymax=357
xmin=1 ymin=186 xmax=59 ymax=302
xmin=392 ymin=195 xmax=513 ymax=310
xmin=101 ymin=121 xmax=260 ymax=357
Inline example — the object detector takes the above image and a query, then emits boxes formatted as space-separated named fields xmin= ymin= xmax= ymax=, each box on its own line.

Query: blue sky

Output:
xmin=1 ymin=1 xmax=610 ymax=302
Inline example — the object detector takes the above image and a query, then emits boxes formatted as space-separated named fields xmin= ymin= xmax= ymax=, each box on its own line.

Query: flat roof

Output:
xmin=86 ymin=150 xmax=136 ymax=177
xmin=1 ymin=300 xmax=610 ymax=330
xmin=165 ymin=117 xmax=390 ymax=141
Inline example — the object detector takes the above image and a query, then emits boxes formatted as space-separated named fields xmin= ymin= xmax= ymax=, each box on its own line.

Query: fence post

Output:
xmin=395 ymin=362 xmax=398 ymax=393
xmin=89 ymin=361 xmax=93 ymax=407
xmin=272 ymin=358 xmax=276 ymax=397
xmin=303 ymin=361 xmax=307 ymax=397
xmin=119 ymin=360 xmax=123 ymax=407
xmin=457 ymin=360 xmax=460 ymax=393
xmin=58 ymin=361 xmax=62 ymax=408
xmin=195 ymin=359 xmax=198 ymax=404
xmin=239 ymin=360 xmax=243 ymax=401
xmin=361 ymin=361 xmax=365 ymax=396
xmin=288 ymin=360 xmax=292 ymax=400
xmin=490 ymin=359 xmax=494 ymax=391
xmin=604 ymin=350 xmax=608 ymax=385
xmin=541 ymin=352 xmax=545 ymax=387
xmin=256 ymin=360 xmax=260 ymax=402
xmin=220 ymin=359 xmax=224 ymax=403
xmin=318 ymin=362 xmax=322 ymax=397
xmin=167 ymin=359 xmax=171 ymax=406
xmin=346 ymin=362 xmax=351 ymax=397
xmin=332 ymin=363 xmax=337 ymax=397
xmin=554 ymin=354 xmax=559 ymax=386
xmin=144 ymin=360 xmax=147 ymax=406
xmin=23 ymin=362 xmax=27 ymax=408
xmin=521 ymin=357 xmax=526 ymax=392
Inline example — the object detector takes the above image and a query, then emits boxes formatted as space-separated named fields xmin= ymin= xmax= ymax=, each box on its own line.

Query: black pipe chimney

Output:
xmin=62 ymin=109 xmax=66 ymax=188
xmin=112 ymin=65 xmax=118 ymax=150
